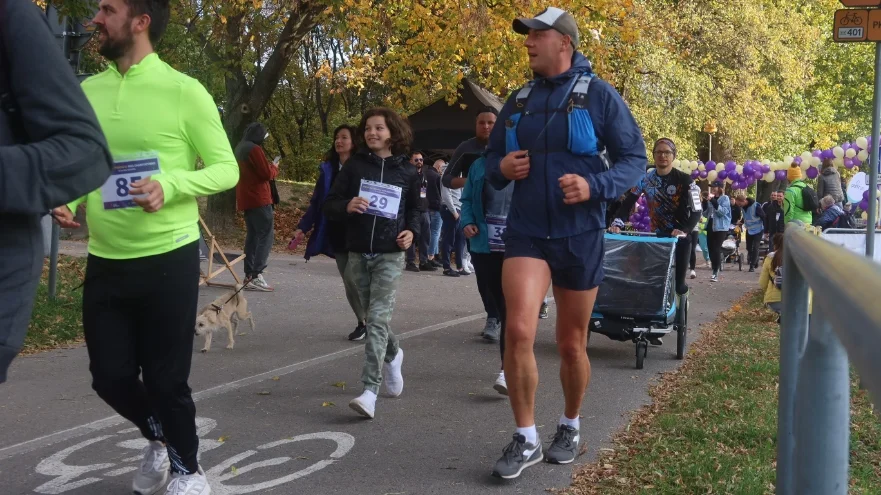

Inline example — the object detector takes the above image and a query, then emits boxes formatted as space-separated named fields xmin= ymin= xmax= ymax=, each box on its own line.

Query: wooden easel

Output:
xmin=199 ymin=215 xmax=245 ymax=288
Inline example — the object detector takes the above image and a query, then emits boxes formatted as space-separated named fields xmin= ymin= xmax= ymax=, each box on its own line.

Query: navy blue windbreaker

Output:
xmin=484 ymin=52 xmax=647 ymax=239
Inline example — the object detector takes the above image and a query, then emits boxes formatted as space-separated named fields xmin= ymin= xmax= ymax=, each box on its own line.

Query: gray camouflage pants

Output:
xmin=347 ymin=251 xmax=404 ymax=394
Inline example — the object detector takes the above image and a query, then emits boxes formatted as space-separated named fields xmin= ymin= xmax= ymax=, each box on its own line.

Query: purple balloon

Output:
xmin=843 ymin=142 xmax=853 ymax=151
xmin=823 ymin=149 xmax=834 ymax=160
xmin=845 ymin=159 xmax=855 ymax=169
xmin=806 ymin=166 xmax=819 ymax=179
xmin=718 ymin=170 xmax=728 ymax=180
xmin=860 ymin=200 xmax=870 ymax=211
xmin=812 ymin=150 xmax=822 ymax=158
xmin=743 ymin=164 xmax=753 ymax=175
xmin=793 ymin=156 xmax=803 ymax=165
xmin=854 ymin=156 xmax=863 ymax=165
xmin=775 ymin=170 xmax=786 ymax=181
xmin=864 ymin=190 xmax=870 ymax=200
xmin=637 ymin=205 xmax=646 ymax=213
xmin=725 ymin=161 xmax=736 ymax=171
xmin=705 ymin=160 xmax=717 ymax=171
xmin=691 ymin=169 xmax=700 ymax=179
xmin=699 ymin=170 xmax=708 ymax=179
xmin=761 ymin=165 xmax=770 ymax=173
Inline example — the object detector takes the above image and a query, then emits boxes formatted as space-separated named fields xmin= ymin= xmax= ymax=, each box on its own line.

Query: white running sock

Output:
xmin=560 ymin=414 xmax=580 ymax=430
xmin=516 ymin=425 xmax=538 ymax=448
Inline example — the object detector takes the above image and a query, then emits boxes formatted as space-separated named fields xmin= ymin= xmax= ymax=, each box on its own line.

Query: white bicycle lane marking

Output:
xmin=33 ymin=417 xmax=354 ymax=494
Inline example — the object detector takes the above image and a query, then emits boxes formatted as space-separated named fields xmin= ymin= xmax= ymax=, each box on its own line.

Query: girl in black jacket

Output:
xmin=323 ymin=108 xmax=422 ymax=419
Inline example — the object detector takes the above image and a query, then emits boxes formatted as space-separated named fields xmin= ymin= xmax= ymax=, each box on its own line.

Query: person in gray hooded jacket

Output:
xmin=0 ymin=0 xmax=112 ymax=383
xmin=817 ymin=159 xmax=845 ymax=206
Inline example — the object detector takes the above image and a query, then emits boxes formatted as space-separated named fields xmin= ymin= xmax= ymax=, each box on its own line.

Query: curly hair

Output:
xmin=357 ymin=107 xmax=413 ymax=156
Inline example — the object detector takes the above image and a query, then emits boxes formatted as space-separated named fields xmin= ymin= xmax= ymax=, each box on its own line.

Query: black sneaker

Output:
xmin=748 ymin=266 xmax=755 ymax=273
xmin=545 ymin=425 xmax=580 ymax=465
xmin=539 ymin=303 xmax=549 ymax=319
xmin=348 ymin=323 xmax=367 ymax=341
xmin=457 ymin=268 xmax=471 ymax=276
xmin=419 ymin=262 xmax=437 ymax=272
xmin=443 ymin=269 xmax=460 ymax=277
xmin=491 ymin=433 xmax=544 ymax=479
xmin=430 ymin=259 xmax=443 ymax=268
xmin=405 ymin=263 xmax=420 ymax=272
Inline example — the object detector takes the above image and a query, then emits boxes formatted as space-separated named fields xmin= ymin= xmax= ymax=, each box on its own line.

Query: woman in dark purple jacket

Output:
xmin=292 ymin=125 xmax=367 ymax=341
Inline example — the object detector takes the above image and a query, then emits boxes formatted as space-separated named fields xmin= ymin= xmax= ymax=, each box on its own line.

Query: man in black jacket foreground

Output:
xmin=0 ymin=0 xmax=112 ymax=383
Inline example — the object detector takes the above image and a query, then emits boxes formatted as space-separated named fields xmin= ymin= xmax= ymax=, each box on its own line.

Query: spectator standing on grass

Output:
xmin=292 ymin=124 xmax=368 ymax=341
xmin=759 ymin=233 xmax=783 ymax=318
xmin=0 ymin=0 xmax=113 ymax=384
xmin=236 ymin=121 xmax=278 ymax=292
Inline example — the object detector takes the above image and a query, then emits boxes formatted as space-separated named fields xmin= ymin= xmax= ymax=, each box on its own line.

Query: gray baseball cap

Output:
xmin=513 ymin=7 xmax=579 ymax=49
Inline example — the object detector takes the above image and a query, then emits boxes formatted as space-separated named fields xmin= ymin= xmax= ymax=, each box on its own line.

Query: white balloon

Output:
xmin=691 ymin=161 xmax=699 ymax=170
xmin=857 ymin=137 xmax=869 ymax=150
xmin=833 ymin=147 xmax=845 ymax=158
xmin=834 ymin=157 xmax=844 ymax=167
xmin=800 ymin=160 xmax=810 ymax=170
xmin=811 ymin=157 xmax=821 ymax=167
xmin=784 ymin=155 xmax=794 ymax=165
xmin=859 ymin=150 xmax=869 ymax=161
xmin=672 ymin=160 xmax=681 ymax=168
xmin=762 ymin=159 xmax=770 ymax=165
xmin=707 ymin=170 xmax=718 ymax=182
xmin=763 ymin=171 xmax=775 ymax=182
xmin=801 ymin=151 xmax=813 ymax=161
xmin=698 ymin=163 xmax=706 ymax=171
xmin=846 ymin=148 xmax=857 ymax=158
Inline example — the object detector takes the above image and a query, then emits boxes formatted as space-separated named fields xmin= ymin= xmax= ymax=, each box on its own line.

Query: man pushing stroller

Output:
xmin=610 ymin=138 xmax=702 ymax=344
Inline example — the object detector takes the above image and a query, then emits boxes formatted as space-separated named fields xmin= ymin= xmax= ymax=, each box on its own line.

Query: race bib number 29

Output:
xmin=101 ymin=153 xmax=161 ymax=210
xmin=358 ymin=179 xmax=402 ymax=220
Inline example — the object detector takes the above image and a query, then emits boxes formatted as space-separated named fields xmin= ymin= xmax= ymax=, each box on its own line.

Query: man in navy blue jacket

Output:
xmin=484 ymin=7 xmax=646 ymax=479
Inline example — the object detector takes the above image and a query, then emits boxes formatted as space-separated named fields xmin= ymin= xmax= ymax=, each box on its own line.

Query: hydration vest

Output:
xmin=505 ymin=73 xmax=609 ymax=169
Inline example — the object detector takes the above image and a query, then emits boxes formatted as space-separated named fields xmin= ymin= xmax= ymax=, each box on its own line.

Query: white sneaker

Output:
xmin=689 ymin=270 xmax=696 ymax=279
xmin=133 ymin=441 xmax=170 ymax=495
xmin=165 ymin=466 xmax=210 ymax=495
xmin=349 ymin=390 xmax=377 ymax=419
xmin=382 ymin=348 xmax=404 ymax=397
xmin=245 ymin=274 xmax=274 ymax=292
xmin=493 ymin=372 xmax=508 ymax=396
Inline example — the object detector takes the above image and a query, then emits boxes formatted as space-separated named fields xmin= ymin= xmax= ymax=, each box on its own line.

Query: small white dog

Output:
xmin=195 ymin=284 xmax=255 ymax=352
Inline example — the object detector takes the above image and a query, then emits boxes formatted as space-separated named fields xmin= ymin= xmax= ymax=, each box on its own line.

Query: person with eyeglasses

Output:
xmin=610 ymin=138 xmax=702 ymax=342
xmin=404 ymin=151 xmax=434 ymax=272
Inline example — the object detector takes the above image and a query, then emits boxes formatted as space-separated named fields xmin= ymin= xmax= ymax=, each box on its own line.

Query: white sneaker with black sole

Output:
xmin=133 ymin=441 xmax=170 ymax=495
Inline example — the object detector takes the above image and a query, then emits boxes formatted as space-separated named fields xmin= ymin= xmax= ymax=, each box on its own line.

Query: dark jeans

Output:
xmin=746 ymin=232 xmax=762 ymax=268
xmin=688 ymin=231 xmax=699 ymax=270
xmin=674 ymin=235 xmax=692 ymax=295
xmin=441 ymin=207 xmax=465 ymax=270
xmin=406 ymin=211 xmax=431 ymax=265
xmin=708 ymin=230 xmax=727 ymax=274
xmin=471 ymin=253 xmax=506 ymax=365
xmin=474 ymin=252 xmax=498 ymax=319
xmin=243 ymin=204 xmax=274 ymax=278
xmin=83 ymin=242 xmax=201 ymax=475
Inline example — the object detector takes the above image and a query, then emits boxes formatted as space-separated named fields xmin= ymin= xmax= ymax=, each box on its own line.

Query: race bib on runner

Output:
xmin=420 ymin=186 xmax=427 ymax=199
xmin=486 ymin=214 xmax=507 ymax=252
xmin=101 ymin=153 xmax=160 ymax=210
xmin=358 ymin=179 xmax=402 ymax=219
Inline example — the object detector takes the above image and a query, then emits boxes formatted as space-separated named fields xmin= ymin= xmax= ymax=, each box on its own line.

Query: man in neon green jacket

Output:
xmin=52 ymin=1 xmax=238 ymax=494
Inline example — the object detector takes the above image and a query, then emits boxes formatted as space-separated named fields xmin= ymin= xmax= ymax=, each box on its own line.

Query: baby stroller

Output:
xmin=721 ymin=226 xmax=743 ymax=271
xmin=588 ymin=232 xmax=689 ymax=369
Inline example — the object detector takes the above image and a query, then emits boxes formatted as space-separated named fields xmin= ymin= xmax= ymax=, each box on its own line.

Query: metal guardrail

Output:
xmin=776 ymin=228 xmax=881 ymax=495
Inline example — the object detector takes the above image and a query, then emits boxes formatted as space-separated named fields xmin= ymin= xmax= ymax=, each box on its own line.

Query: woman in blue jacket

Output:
xmin=460 ymin=155 xmax=515 ymax=395
xmin=292 ymin=124 xmax=367 ymax=340
xmin=705 ymin=181 xmax=732 ymax=282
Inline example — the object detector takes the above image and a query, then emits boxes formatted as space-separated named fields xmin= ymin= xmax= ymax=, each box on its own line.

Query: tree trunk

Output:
xmin=206 ymin=1 xmax=326 ymax=229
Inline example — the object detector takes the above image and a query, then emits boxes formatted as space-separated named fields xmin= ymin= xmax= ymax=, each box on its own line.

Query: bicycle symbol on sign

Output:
xmin=32 ymin=417 xmax=355 ymax=495
xmin=839 ymin=11 xmax=864 ymax=26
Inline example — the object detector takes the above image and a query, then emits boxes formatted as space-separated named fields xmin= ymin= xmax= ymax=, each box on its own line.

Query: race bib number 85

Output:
xmin=358 ymin=179 xmax=402 ymax=220
xmin=101 ymin=153 xmax=161 ymax=210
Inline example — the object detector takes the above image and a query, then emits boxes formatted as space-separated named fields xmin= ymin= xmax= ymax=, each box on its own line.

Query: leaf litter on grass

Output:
xmin=558 ymin=291 xmax=881 ymax=495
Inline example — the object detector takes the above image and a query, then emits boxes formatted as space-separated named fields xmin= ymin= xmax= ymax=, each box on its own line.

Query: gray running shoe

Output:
xmin=546 ymin=425 xmax=580 ymax=464
xmin=480 ymin=317 xmax=499 ymax=337
xmin=483 ymin=319 xmax=501 ymax=342
xmin=492 ymin=433 xmax=543 ymax=479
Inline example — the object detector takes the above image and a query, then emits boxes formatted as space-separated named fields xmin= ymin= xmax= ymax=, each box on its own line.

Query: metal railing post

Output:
xmin=793 ymin=306 xmax=850 ymax=494
xmin=776 ymin=239 xmax=810 ymax=495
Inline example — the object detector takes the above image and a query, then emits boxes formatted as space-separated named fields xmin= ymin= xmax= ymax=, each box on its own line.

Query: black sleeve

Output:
xmin=442 ymin=142 xmax=468 ymax=188
xmin=614 ymin=191 xmax=640 ymax=222
xmin=0 ymin=0 xmax=112 ymax=214
xmin=405 ymin=170 xmax=423 ymax=237
xmin=323 ymin=163 xmax=354 ymax=222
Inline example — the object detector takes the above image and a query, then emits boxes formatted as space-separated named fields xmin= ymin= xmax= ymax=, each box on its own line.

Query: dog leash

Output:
xmin=211 ymin=280 xmax=249 ymax=312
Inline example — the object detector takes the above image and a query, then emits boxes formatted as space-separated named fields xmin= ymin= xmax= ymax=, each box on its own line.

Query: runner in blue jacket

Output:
xmin=484 ymin=6 xmax=646 ymax=480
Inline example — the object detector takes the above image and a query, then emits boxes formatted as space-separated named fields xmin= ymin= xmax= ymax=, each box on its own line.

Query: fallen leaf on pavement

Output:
xmin=322 ymin=401 xmax=335 ymax=407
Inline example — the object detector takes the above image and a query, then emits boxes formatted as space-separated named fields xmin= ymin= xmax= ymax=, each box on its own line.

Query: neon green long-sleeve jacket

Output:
xmin=69 ymin=53 xmax=239 ymax=259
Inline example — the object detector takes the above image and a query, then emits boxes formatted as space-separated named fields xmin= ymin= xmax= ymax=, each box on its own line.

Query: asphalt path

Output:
xmin=0 ymin=244 xmax=755 ymax=494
